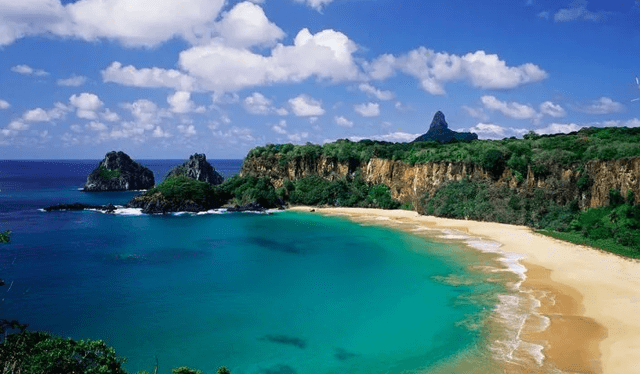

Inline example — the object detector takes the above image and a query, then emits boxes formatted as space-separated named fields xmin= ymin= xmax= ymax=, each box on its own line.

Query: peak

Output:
xmin=429 ymin=111 xmax=448 ymax=130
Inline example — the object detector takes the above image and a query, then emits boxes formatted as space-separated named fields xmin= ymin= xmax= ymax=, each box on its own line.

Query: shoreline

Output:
xmin=288 ymin=206 xmax=640 ymax=374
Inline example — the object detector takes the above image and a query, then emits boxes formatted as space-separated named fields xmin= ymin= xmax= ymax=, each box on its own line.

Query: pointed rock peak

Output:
xmin=84 ymin=151 xmax=154 ymax=192
xmin=166 ymin=153 xmax=224 ymax=185
xmin=429 ymin=111 xmax=448 ymax=130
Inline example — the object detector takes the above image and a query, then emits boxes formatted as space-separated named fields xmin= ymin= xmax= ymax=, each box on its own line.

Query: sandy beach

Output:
xmin=289 ymin=206 xmax=640 ymax=374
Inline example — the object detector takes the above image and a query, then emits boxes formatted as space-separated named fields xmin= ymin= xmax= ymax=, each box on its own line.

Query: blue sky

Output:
xmin=0 ymin=0 xmax=638 ymax=159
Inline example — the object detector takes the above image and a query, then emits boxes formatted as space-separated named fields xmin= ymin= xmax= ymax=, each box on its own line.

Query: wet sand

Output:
xmin=289 ymin=207 xmax=640 ymax=374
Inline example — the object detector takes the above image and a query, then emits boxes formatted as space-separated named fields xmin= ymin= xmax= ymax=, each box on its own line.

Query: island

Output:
xmin=84 ymin=151 xmax=154 ymax=192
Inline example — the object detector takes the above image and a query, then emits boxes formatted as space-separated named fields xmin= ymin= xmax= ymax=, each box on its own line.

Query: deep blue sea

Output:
xmin=0 ymin=159 xmax=533 ymax=374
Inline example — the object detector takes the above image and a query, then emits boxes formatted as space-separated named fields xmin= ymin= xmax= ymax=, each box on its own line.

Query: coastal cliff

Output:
xmin=240 ymin=155 xmax=640 ymax=210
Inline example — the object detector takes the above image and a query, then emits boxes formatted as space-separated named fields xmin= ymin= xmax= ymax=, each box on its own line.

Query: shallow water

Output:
xmin=0 ymin=160 xmax=544 ymax=373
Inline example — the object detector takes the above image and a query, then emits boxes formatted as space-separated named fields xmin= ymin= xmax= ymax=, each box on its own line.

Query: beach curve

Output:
xmin=288 ymin=206 xmax=640 ymax=374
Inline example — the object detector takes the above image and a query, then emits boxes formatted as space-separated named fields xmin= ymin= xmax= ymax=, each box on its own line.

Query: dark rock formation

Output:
xmin=413 ymin=111 xmax=478 ymax=143
xmin=44 ymin=203 xmax=117 ymax=213
xmin=226 ymin=202 xmax=268 ymax=212
xmin=126 ymin=193 xmax=208 ymax=214
xmin=84 ymin=151 xmax=154 ymax=192
xmin=165 ymin=153 xmax=224 ymax=185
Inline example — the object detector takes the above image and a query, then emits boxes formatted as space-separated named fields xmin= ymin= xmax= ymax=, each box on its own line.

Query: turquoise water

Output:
xmin=0 ymin=160 xmax=515 ymax=373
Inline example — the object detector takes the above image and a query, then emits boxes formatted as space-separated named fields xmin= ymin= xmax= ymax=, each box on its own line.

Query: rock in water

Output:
xmin=165 ymin=153 xmax=224 ymax=185
xmin=84 ymin=151 xmax=154 ymax=191
xmin=413 ymin=111 xmax=478 ymax=143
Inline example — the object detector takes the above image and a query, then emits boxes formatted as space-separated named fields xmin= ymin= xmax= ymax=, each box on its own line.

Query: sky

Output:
xmin=0 ymin=0 xmax=639 ymax=159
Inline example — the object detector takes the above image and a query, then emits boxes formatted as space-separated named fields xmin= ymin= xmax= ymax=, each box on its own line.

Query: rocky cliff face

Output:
xmin=84 ymin=151 xmax=154 ymax=192
xmin=166 ymin=153 xmax=224 ymax=185
xmin=240 ymin=155 xmax=640 ymax=210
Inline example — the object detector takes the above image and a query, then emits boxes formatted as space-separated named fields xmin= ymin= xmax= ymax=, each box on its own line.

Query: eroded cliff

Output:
xmin=240 ymin=155 xmax=640 ymax=210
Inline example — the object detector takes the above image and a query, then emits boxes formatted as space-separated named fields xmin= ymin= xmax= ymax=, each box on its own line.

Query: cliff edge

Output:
xmin=165 ymin=153 xmax=224 ymax=185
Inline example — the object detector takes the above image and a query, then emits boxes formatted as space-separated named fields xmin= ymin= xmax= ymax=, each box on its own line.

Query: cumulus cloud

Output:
xmin=57 ymin=75 xmax=87 ymax=87
xmin=11 ymin=64 xmax=49 ymax=76
xmin=179 ymin=28 xmax=360 ymax=93
xmin=344 ymin=132 xmax=421 ymax=143
xmin=367 ymin=48 xmax=547 ymax=95
xmin=554 ymin=0 xmax=609 ymax=22
xmin=354 ymin=102 xmax=380 ymax=117
xmin=102 ymin=62 xmax=197 ymax=92
xmin=167 ymin=91 xmax=205 ymax=114
xmin=101 ymin=109 xmax=120 ymax=122
xmin=539 ymin=101 xmax=566 ymax=117
xmin=480 ymin=95 xmax=538 ymax=120
xmin=152 ymin=126 xmax=172 ymax=138
xmin=86 ymin=121 xmax=108 ymax=131
xmin=177 ymin=124 xmax=197 ymax=137
xmin=214 ymin=2 xmax=284 ymax=48
xmin=271 ymin=120 xmax=288 ymax=135
xmin=358 ymin=83 xmax=394 ymax=101
xmin=69 ymin=92 xmax=103 ymax=119
xmin=578 ymin=97 xmax=624 ymax=115
xmin=334 ymin=116 xmax=354 ymax=127
xmin=0 ymin=99 xmax=11 ymax=110
xmin=23 ymin=108 xmax=51 ymax=122
xmin=104 ymin=27 xmax=360 ymax=94
xmin=293 ymin=0 xmax=336 ymax=11
xmin=289 ymin=94 xmax=325 ymax=117
xmin=467 ymin=123 xmax=528 ymax=139
xmin=243 ymin=92 xmax=276 ymax=115
xmin=0 ymin=0 xmax=226 ymax=47
xmin=462 ymin=105 xmax=489 ymax=121
xmin=535 ymin=123 xmax=583 ymax=135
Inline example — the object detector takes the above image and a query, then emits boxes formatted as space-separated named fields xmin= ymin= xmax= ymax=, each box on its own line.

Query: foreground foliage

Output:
xmin=423 ymin=179 xmax=640 ymax=258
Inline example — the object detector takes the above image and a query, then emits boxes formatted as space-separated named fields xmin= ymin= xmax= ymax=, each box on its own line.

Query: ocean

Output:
xmin=0 ymin=159 xmax=540 ymax=374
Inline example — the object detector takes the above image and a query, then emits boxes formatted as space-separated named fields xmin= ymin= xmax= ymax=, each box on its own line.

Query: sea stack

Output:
xmin=84 ymin=151 xmax=155 ymax=192
xmin=413 ymin=111 xmax=478 ymax=143
xmin=165 ymin=153 xmax=224 ymax=185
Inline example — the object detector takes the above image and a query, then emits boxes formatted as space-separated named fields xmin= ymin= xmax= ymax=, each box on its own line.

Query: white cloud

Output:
xmin=289 ymin=94 xmax=325 ymax=117
xmin=271 ymin=120 xmax=288 ymax=134
xmin=243 ymin=92 xmax=273 ymax=115
xmin=275 ymin=107 xmax=289 ymax=116
xmin=535 ymin=123 xmax=583 ymax=135
xmin=69 ymin=92 xmax=103 ymax=119
xmin=481 ymin=95 xmax=538 ymax=120
xmin=344 ymin=132 xmax=421 ymax=143
xmin=102 ymin=62 xmax=197 ymax=92
xmin=86 ymin=121 xmax=108 ymax=131
xmin=334 ymin=116 xmax=354 ymax=127
xmin=177 ymin=124 xmax=197 ymax=137
xmin=538 ymin=11 xmax=550 ymax=19
xmin=358 ymin=83 xmax=394 ymax=101
xmin=215 ymin=1 xmax=284 ymax=48
xmin=599 ymin=118 xmax=640 ymax=128
xmin=354 ymin=102 xmax=380 ymax=117
xmin=462 ymin=105 xmax=489 ymax=121
xmin=57 ymin=75 xmax=87 ymax=87
xmin=578 ymin=97 xmax=624 ymax=115
xmin=179 ymin=28 xmax=360 ymax=93
xmin=0 ymin=99 xmax=9 ymax=109
xmin=288 ymin=132 xmax=309 ymax=142
xmin=167 ymin=91 xmax=205 ymax=114
xmin=468 ymin=123 xmax=528 ymax=139
xmin=23 ymin=108 xmax=51 ymax=122
xmin=67 ymin=0 xmax=226 ymax=47
xmin=7 ymin=121 xmax=29 ymax=131
xmin=101 ymin=109 xmax=120 ymax=122
xmin=368 ymin=48 xmax=547 ymax=95
xmin=11 ymin=64 xmax=48 ymax=76
xmin=539 ymin=101 xmax=566 ymax=117
xmin=152 ymin=126 xmax=172 ymax=138
xmin=554 ymin=0 xmax=608 ymax=22
xmin=293 ymin=0 xmax=336 ymax=11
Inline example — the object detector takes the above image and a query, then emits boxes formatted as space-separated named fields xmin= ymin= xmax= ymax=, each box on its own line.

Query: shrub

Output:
xmin=98 ymin=166 xmax=121 ymax=181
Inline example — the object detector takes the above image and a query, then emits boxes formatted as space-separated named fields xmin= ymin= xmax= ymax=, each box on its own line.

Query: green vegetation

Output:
xmin=213 ymin=173 xmax=400 ymax=209
xmin=98 ymin=166 xmax=121 ymax=181
xmin=0 ymin=230 xmax=10 ymax=244
xmin=147 ymin=176 xmax=221 ymax=206
xmin=422 ymin=180 xmax=640 ymax=258
xmin=248 ymin=127 xmax=640 ymax=173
